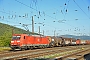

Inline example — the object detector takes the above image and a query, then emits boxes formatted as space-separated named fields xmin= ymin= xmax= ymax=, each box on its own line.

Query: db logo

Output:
xmin=38 ymin=39 xmax=40 ymax=42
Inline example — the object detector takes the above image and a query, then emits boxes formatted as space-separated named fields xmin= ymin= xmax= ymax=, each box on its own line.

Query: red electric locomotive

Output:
xmin=10 ymin=34 xmax=50 ymax=50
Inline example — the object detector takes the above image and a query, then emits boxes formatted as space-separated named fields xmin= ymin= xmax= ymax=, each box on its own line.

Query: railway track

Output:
xmin=59 ymin=48 xmax=90 ymax=60
xmin=0 ymin=45 xmax=90 ymax=60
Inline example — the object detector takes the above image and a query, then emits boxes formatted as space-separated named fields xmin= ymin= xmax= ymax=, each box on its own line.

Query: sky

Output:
xmin=0 ymin=0 xmax=90 ymax=36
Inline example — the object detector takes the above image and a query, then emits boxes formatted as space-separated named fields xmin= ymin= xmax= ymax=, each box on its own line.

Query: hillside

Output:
xmin=0 ymin=23 xmax=37 ymax=47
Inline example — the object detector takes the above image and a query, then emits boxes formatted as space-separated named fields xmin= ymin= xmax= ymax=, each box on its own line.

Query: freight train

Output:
xmin=10 ymin=34 xmax=90 ymax=50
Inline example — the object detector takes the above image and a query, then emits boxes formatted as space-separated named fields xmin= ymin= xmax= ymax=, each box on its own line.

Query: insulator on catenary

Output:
xmin=43 ymin=25 xmax=45 ymax=26
xmin=26 ymin=14 xmax=28 ymax=18
xmin=39 ymin=11 xmax=41 ymax=16
xmin=19 ymin=16 xmax=21 ymax=17
xmin=25 ymin=14 xmax=26 ymax=17
xmin=8 ymin=16 xmax=10 ymax=19
xmin=61 ymin=10 xmax=63 ymax=14
xmin=19 ymin=23 xmax=21 ymax=24
xmin=65 ymin=3 xmax=66 ymax=5
xmin=38 ymin=16 xmax=39 ymax=19
xmin=35 ymin=23 xmax=37 ymax=24
xmin=43 ymin=12 xmax=45 ymax=16
xmin=34 ymin=15 xmax=36 ymax=16
xmin=22 ymin=16 xmax=25 ymax=17
xmin=12 ymin=15 xmax=13 ymax=18
xmin=2 ymin=16 xmax=4 ymax=20
xmin=88 ymin=6 xmax=89 ymax=10
xmin=53 ymin=12 xmax=55 ymax=14
xmin=75 ymin=10 xmax=78 ymax=11
xmin=53 ymin=21 xmax=55 ymax=22
xmin=14 ymin=15 xmax=16 ymax=19
xmin=66 ymin=9 xmax=68 ymax=12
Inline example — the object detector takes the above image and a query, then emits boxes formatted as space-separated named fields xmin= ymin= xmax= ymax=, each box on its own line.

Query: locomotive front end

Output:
xmin=10 ymin=35 xmax=21 ymax=50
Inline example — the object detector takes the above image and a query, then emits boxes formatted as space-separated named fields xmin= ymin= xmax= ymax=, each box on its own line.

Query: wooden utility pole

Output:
xmin=32 ymin=16 xmax=34 ymax=33
xmin=12 ymin=29 xmax=14 ymax=35
xmin=39 ymin=26 xmax=40 ymax=34
xmin=43 ymin=30 xmax=44 ymax=36
xmin=54 ymin=30 xmax=56 ymax=36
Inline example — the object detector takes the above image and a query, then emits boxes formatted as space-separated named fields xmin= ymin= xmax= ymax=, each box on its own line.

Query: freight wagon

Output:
xmin=85 ymin=40 xmax=90 ymax=44
xmin=76 ymin=39 xmax=87 ymax=45
xmin=47 ymin=36 xmax=62 ymax=47
xmin=60 ymin=37 xmax=77 ymax=46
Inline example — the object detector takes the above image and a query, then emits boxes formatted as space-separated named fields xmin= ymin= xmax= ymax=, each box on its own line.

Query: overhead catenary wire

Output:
xmin=14 ymin=0 xmax=62 ymax=30
xmin=73 ymin=0 xmax=90 ymax=19
xmin=0 ymin=9 xmax=45 ymax=28
xmin=0 ymin=0 xmax=76 ymax=30
xmin=14 ymin=0 xmax=78 ymax=26
xmin=0 ymin=1 xmax=47 ymax=27
xmin=14 ymin=0 xmax=88 ymax=35
xmin=15 ymin=0 xmax=38 ymax=11
xmin=0 ymin=0 xmax=88 ymax=35
xmin=15 ymin=0 xmax=64 ymax=21
xmin=59 ymin=0 xmax=70 ymax=20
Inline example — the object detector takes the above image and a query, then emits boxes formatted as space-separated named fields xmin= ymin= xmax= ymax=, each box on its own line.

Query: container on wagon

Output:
xmin=80 ymin=40 xmax=86 ymax=45
xmin=76 ymin=39 xmax=81 ymax=45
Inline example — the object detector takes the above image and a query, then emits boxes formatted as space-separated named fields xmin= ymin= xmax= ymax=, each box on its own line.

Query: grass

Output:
xmin=39 ymin=49 xmax=82 ymax=58
xmin=0 ymin=47 xmax=11 ymax=52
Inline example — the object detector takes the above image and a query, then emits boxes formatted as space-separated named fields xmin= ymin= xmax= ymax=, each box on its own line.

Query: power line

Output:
xmin=73 ymin=0 xmax=90 ymax=19
xmin=15 ymin=0 xmax=38 ymax=11
xmin=0 ymin=10 xmax=12 ymax=15
xmin=0 ymin=0 xmax=87 ymax=35
xmin=15 ymin=0 xmax=60 ymax=21
xmin=0 ymin=0 xmax=58 ymax=30
xmin=15 ymin=0 xmax=61 ymax=21
xmin=14 ymin=0 xmax=86 ymax=34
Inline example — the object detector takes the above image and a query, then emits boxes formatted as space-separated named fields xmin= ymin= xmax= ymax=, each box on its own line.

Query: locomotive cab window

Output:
xmin=12 ymin=36 xmax=21 ymax=40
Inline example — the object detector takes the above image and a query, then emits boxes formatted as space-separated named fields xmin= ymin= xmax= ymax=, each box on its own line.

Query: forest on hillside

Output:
xmin=0 ymin=23 xmax=36 ymax=47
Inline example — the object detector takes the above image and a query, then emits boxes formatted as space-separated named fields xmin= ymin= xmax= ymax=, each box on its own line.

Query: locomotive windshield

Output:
xmin=12 ymin=36 xmax=21 ymax=40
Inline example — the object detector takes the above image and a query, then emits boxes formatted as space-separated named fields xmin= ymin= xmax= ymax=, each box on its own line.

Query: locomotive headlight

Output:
xmin=17 ymin=40 xmax=20 ymax=42
xmin=11 ymin=41 xmax=14 ymax=43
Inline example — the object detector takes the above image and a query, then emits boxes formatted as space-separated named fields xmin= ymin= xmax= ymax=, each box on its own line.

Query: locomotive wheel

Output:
xmin=30 ymin=46 xmax=33 ymax=50
xmin=12 ymin=48 xmax=15 ymax=51
xmin=39 ymin=45 xmax=42 ymax=49
xmin=42 ymin=45 xmax=45 ymax=49
xmin=39 ymin=45 xmax=45 ymax=49
xmin=49 ymin=42 xmax=55 ymax=48
xmin=21 ymin=48 xmax=25 ymax=51
xmin=50 ymin=45 xmax=53 ymax=48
